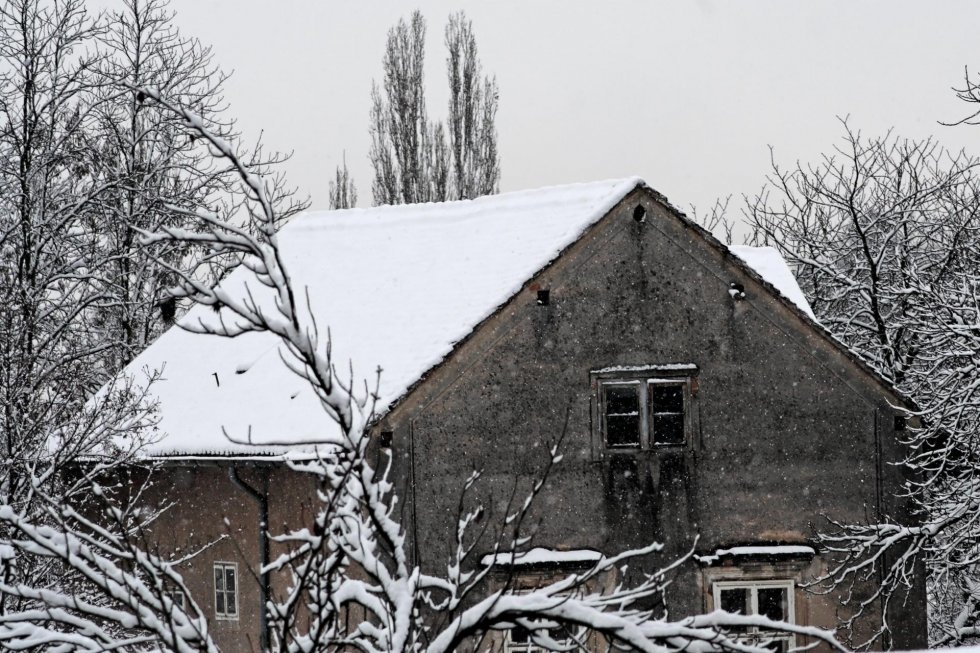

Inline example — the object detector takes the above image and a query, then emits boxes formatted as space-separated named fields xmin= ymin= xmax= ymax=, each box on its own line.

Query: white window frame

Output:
xmin=166 ymin=589 xmax=185 ymax=611
xmin=213 ymin=561 xmax=239 ymax=620
xmin=503 ymin=586 xmax=579 ymax=653
xmin=712 ymin=579 xmax=796 ymax=651
xmin=598 ymin=376 xmax=690 ymax=449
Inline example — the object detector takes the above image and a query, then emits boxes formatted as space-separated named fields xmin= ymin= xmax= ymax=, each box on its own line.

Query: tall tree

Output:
xmin=0 ymin=0 xmax=303 ymax=632
xmin=444 ymin=11 xmax=499 ymax=200
xmin=0 ymin=0 xmax=155 ymax=620
xmin=88 ymin=0 xmax=239 ymax=373
xmin=368 ymin=10 xmax=499 ymax=206
xmin=328 ymin=152 xmax=357 ymax=209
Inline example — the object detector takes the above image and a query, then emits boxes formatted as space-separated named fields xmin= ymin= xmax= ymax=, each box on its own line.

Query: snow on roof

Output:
xmin=122 ymin=178 xmax=643 ymax=455
xmin=729 ymin=246 xmax=815 ymax=319
xmin=117 ymin=178 xmax=817 ymax=457
xmin=480 ymin=547 xmax=603 ymax=567
xmin=695 ymin=545 xmax=816 ymax=565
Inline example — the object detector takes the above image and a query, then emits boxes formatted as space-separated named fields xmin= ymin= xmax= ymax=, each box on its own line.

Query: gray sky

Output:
xmin=165 ymin=0 xmax=980 ymax=218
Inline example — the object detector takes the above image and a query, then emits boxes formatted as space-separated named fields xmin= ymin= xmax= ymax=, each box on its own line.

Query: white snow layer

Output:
xmin=481 ymin=547 xmax=604 ymax=567
xmin=729 ymin=246 xmax=815 ymax=319
xmin=695 ymin=545 xmax=816 ymax=565
xmin=117 ymin=178 xmax=814 ymax=456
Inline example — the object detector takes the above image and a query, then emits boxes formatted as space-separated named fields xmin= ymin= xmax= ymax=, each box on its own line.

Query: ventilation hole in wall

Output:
xmin=380 ymin=430 xmax=393 ymax=448
xmin=537 ymin=289 xmax=550 ymax=306
xmin=633 ymin=204 xmax=646 ymax=222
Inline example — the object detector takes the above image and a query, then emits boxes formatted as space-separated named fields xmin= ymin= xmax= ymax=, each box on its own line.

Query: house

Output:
xmin=120 ymin=178 xmax=926 ymax=652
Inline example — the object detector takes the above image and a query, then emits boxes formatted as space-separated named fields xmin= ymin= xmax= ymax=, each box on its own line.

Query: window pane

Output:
xmin=215 ymin=589 xmax=225 ymax=615
xmin=757 ymin=587 xmax=788 ymax=622
xmin=605 ymin=385 xmax=640 ymax=446
xmin=650 ymin=384 xmax=683 ymax=413
xmin=652 ymin=413 xmax=684 ymax=445
xmin=214 ymin=566 xmax=223 ymax=591
xmin=719 ymin=588 xmax=749 ymax=615
xmin=605 ymin=385 xmax=639 ymax=415
xmin=607 ymin=415 xmax=640 ymax=447
xmin=511 ymin=625 xmax=532 ymax=644
xmin=225 ymin=567 xmax=236 ymax=592
xmin=227 ymin=588 xmax=237 ymax=616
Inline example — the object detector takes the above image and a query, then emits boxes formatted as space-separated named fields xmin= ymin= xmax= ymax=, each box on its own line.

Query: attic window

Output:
xmin=603 ymin=383 xmax=641 ymax=447
xmin=633 ymin=204 xmax=646 ymax=222
xmin=594 ymin=366 xmax=695 ymax=450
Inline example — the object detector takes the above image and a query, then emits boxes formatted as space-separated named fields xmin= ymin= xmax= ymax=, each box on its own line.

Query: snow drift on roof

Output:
xmin=117 ymin=178 xmax=815 ymax=456
xmin=695 ymin=545 xmax=816 ymax=565
xmin=480 ymin=547 xmax=603 ymax=567
xmin=729 ymin=245 xmax=815 ymax=319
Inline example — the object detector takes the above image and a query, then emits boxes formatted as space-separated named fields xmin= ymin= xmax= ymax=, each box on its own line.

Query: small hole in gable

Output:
xmin=633 ymin=205 xmax=646 ymax=222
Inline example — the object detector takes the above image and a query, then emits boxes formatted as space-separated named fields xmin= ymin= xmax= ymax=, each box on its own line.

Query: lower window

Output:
xmin=213 ymin=562 xmax=239 ymax=619
xmin=713 ymin=580 xmax=794 ymax=653
xmin=506 ymin=623 xmax=573 ymax=653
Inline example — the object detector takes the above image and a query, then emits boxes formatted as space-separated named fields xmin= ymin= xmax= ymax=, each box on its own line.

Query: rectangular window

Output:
xmin=213 ymin=562 xmax=238 ymax=620
xmin=166 ymin=589 xmax=185 ymax=611
xmin=603 ymin=383 xmax=641 ymax=447
xmin=649 ymin=382 xmax=684 ymax=445
xmin=597 ymin=371 xmax=692 ymax=449
xmin=712 ymin=580 xmax=794 ymax=653
xmin=506 ymin=623 xmax=573 ymax=653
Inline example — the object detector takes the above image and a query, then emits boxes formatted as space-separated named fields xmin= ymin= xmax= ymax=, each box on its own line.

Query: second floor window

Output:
xmin=213 ymin=562 xmax=238 ymax=620
xmin=596 ymin=368 xmax=693 ymax=449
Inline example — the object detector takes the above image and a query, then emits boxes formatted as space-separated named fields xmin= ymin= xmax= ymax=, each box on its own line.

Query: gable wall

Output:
xmin=384 ymin=190 xmax=925 ymax=648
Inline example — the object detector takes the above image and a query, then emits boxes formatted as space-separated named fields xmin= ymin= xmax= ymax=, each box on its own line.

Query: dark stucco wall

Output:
xmin=383 ymin=190 xmax=926 ymax=649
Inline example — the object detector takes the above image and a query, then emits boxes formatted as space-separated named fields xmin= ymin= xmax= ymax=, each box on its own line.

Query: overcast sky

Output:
xmin=161 ymin=0 xmax=980 ymax=220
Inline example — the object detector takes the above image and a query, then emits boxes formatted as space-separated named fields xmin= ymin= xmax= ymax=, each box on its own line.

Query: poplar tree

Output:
xmin=367 ymin=10 xmax=499 ymax=206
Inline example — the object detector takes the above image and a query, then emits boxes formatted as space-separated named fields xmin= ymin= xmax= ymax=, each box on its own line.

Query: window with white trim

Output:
xmin=213 ymin=562 xmax=238 ymax=619
xmin=712 ymin=579 xmax=795 ymax=653
xmin=506 ymin=623 xmax=574 ymax=653
xmin=595 ymin=367 xmax=694 ymax=449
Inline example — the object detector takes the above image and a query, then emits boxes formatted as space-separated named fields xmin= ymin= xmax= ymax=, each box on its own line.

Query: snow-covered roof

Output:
xmin=118 ymin=177 xmax=820 ymax=457
xmin=729 ymin=246 xmax=815 ymax=319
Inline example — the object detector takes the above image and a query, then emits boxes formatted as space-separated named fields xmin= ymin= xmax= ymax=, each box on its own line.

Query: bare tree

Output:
xmin=739 ymin=120 xmax=980 ymax=647
xmin=445 ymin=11 xmax=499 ymax=200
xmin=0 ymin=0 xmax=112 ymax=522
xmin=368 ymin=10 xmax=499 ymax=206
xmin=0 ymin=1 xmax=303 ymax=646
